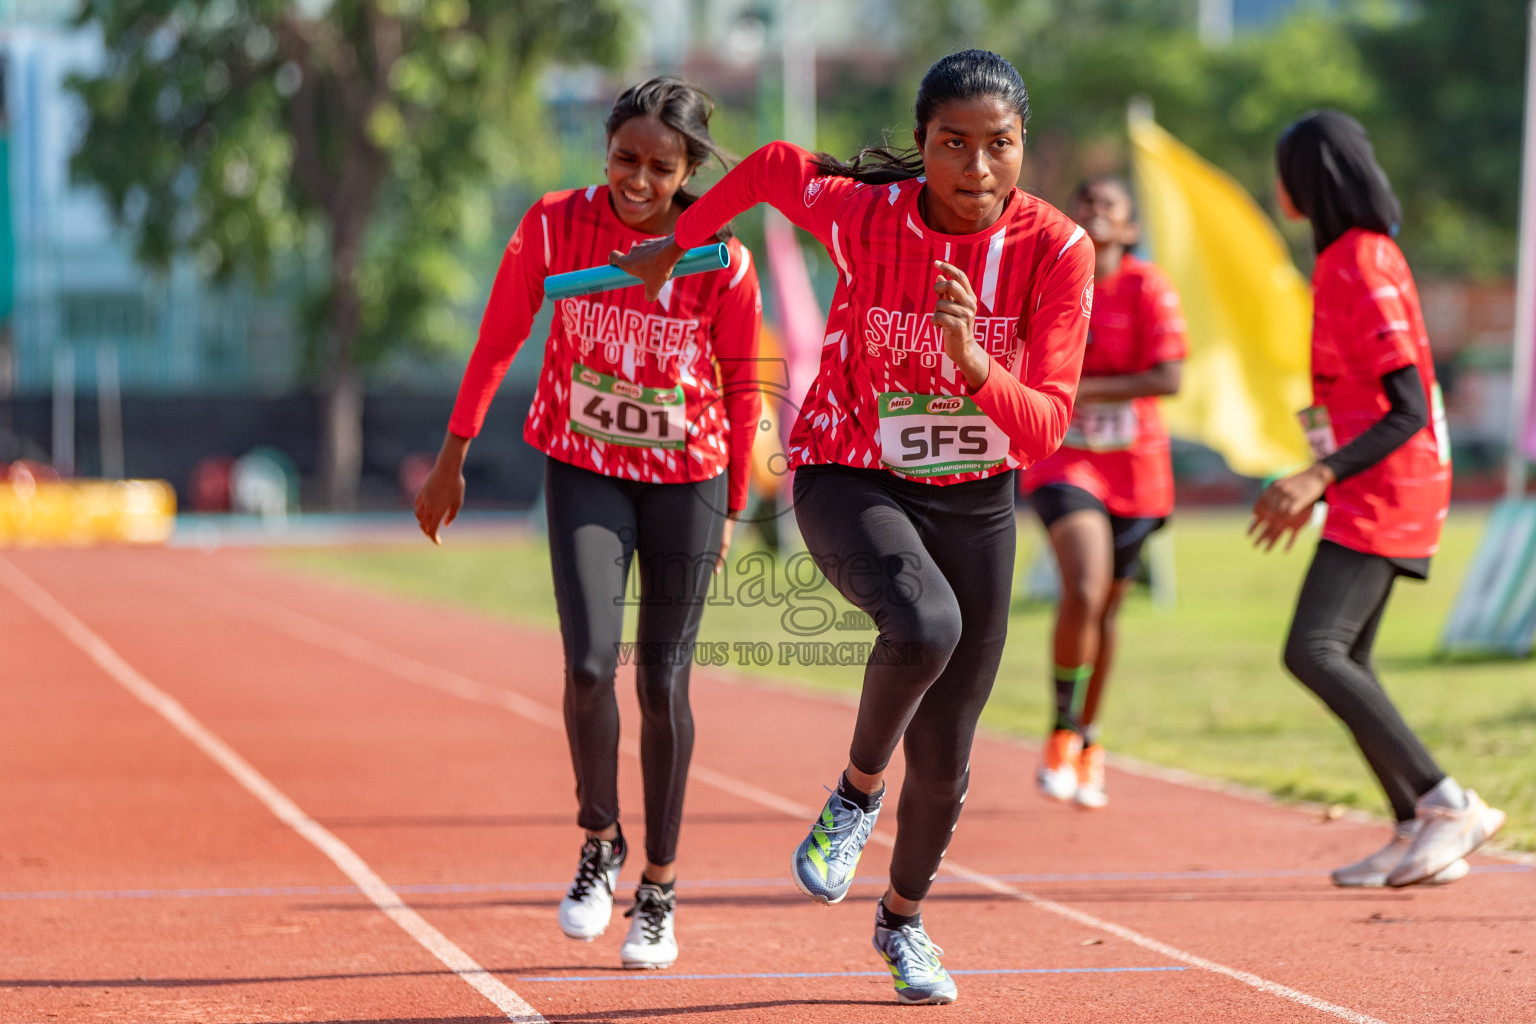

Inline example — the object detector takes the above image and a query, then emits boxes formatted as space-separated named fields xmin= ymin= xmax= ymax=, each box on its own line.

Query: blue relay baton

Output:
xmin=543 ymin=243 xmax=730 ymax=300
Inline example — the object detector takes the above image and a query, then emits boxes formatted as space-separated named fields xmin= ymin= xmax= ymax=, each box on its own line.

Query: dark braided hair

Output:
xmin=814 ymin=49 xmax=1030 ymax=184
xmin=606 ymin=76 xmax=734 ymax=211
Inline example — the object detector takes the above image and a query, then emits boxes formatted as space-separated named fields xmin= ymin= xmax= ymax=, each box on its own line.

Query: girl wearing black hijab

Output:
xmin=1251 ymin=110 xmax=1504 ymax=888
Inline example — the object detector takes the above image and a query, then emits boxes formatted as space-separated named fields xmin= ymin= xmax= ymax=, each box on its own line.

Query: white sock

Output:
xmin=1419 ymin=777 xmax=1468 ymax=811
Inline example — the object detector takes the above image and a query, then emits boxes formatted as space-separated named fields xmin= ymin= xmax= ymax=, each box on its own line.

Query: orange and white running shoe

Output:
xmin=1074 ymin=743 xmax=1108 ymax=809
xmin=1036 ymin=729 xmax=1081 ymax=802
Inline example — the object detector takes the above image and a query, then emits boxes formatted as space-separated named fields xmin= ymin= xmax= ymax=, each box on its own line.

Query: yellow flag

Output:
xmin=1129 ymin=113 xmax=1312 ymax=477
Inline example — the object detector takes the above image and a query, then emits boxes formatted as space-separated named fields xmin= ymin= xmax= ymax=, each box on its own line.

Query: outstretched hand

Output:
xmin=1248 ymin=463 xmax=1333 ymax=553
xmin=610 ymin=235 xmax=686 ymax=302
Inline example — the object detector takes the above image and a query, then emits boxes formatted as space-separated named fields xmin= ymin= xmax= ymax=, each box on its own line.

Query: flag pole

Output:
xmin=1506 ymin=0 xmax=1536 ymax=499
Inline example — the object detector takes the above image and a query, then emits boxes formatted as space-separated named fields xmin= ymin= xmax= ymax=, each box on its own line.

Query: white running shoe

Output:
xmin=557 ymin=836 xmax=625 ymax=941
xmin=1331 ymin=819 xmax=1469 ymax=887
xmin=1037 ymin=729 xmax=1081 ymax=803
xmin=1387 ymin=787 xmax=1504 ymax=888
xmin=620 ymin=882 xmax=677 ymax=969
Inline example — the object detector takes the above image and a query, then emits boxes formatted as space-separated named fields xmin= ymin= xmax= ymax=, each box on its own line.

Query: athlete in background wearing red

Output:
xmin=414 ymin=78 xmax=762 ymax=967
xmin=1023 ymin=177 xmax=1186 ymax=809
xmin=618 ymin=50 xmax=1091 ymax=1004
xmin=1253 ymin=110 xmax=1503 ymax=888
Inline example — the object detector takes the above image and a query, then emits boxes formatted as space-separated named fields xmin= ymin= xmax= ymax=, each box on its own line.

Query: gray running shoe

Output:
xmin=791 ymin=785 xmax=880 ymax=905
xmin=873 ymin=917 xmax=958 ymax=1005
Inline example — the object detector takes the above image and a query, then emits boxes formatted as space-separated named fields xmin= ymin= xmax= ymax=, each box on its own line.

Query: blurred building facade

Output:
xmin=2 ymin=5 xmax=305 ymax=402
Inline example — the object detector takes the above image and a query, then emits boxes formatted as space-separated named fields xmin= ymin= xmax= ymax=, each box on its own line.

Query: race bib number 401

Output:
xmin=569 ymin=364 xmax=686 ymax=450
xmin=877 ymin=393 xmax=1009 ymax=477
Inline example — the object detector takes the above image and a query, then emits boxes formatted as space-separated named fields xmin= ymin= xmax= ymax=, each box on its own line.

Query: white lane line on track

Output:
xmin=205 ymin=579 xmax=1393 ymax=1024
xmin=0 ymin=558 xmax=547 ymax=1024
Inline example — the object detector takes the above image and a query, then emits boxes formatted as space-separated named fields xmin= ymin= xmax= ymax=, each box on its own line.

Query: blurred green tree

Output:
xmin=68 ymin=0 xmax=627 ymax=509
xmin=1357 ymin=0 xmax=1526 ymax=278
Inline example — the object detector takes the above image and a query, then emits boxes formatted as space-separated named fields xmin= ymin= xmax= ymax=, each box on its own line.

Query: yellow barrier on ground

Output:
xmin=0 ymin=479 xmax=178 ymax=547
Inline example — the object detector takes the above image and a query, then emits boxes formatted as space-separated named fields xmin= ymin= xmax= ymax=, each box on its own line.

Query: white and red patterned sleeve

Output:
xmin=711 ymin=243 xmax=764 ymax=512
xmin=675 ymin=141 xmax=852 ymax=252
xmin=970 ymin=229 xmax=1095 ymax=465
xmin=449 ymin=198 xmax=550 ymax=438
xmin=1346 ymin=236 xmax=1418 ymax=379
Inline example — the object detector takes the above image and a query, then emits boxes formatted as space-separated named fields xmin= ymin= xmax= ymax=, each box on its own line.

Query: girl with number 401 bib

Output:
xmin=1252 ymin=110 xmax=1504 ymax=889
xmin=414 ymin=77 xmax=762 ymax=970
xmin=617 ymin=50 xmax=1092 ymax=1005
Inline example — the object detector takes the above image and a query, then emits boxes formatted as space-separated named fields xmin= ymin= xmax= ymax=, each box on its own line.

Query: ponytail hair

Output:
xmin=814 ymin=49 xmax=1030 ymax=185
xmin=606 ymin=76 xmax=733 ymax=213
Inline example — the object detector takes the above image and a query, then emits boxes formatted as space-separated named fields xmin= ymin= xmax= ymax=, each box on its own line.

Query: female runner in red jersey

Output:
xmin=618 ymin=50 xmax=1092 ymax=1004
xmin=1023 ymin=176 xmax=1186 ymax=809
xmin=1252 ymin=110 xmax=1503 ymax=888
xmin=414 ymin=78 xmax=762 ymax=968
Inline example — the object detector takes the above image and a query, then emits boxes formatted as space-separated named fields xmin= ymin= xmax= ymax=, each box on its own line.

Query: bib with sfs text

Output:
xmin=877 ymin=393 xmax=1009 ymax=478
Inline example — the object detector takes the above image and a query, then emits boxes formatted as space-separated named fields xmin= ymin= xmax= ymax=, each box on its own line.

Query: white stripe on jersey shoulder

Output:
xmin=541 ymin=214 xmax=552 ymax=266
xmin=979 ymin=226 xmax=1006 ymax=312
xmin=728 ymin=246 xmax=752 ymax=288
xmin=1370 ymin=285 xmax=1400 ymax=300
xmin=906 ymin=213 xmax=924 ymax=239
xmin=831 ymin=222 xmax=852 ymax=280
xmin=657 ymin=280 xmax=674 ymax=311
xmin=887 ymin=183 xmax=900 ymax=205
xmin=1056 ymin=224 xmax=1086 ymax=261
xmin=585 ymin=184 xmax=598 ymax=202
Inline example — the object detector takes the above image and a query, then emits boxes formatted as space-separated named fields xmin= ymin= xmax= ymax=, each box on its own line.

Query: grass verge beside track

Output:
xmin=273 ymin=507 xmax=1533 ymax=851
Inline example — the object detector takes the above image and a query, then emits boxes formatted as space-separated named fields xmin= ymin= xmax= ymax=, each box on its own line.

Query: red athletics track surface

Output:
xmin=1 ymin=547 xmax=1531 ymax=1024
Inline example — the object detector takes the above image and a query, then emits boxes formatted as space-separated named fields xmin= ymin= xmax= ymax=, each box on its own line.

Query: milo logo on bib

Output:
xmin=569 ymin=363 xmax=687 ymax=450
xmin=877 ymin=391 xmax=1009 ymax=477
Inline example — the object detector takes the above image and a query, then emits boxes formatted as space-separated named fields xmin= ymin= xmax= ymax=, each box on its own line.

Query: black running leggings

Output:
xmin=545 ymin=456 xmax=727 ymax=866
xmin=1283 ymin=540 xmax=1444 ymax=822
xmin=793 ymin=464 xmax=1017 ymax=902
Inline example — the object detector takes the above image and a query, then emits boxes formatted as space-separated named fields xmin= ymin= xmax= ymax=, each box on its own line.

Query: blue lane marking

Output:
xmin=3 ymin=864 xmax=1527 ymax=901
xmin=513 ymin=966 xmax=1191 ymax=983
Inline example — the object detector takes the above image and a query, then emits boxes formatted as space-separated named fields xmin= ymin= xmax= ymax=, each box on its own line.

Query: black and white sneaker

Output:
xmin=557 ymin=836 xmax=625 ymax=941
xmin=619 ymin=882 xmax=677 ymax=969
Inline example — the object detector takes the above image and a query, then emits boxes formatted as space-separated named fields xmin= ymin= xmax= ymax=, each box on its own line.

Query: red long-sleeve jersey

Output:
xmin=1022 ymin=253 xmax=1188 ymax=518
xmin=449 ymin=186 xmax=763 ymax=511
xmin=1310 ymin=228 xmax=1449 ymax=559
xmin=675 ymin=142 xmax=1092 ymax=486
